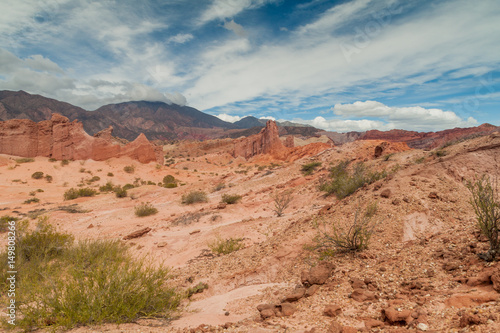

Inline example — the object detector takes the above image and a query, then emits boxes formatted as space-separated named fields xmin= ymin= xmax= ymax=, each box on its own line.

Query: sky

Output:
xmin=0 ymin=0 xmax=499 ymax=133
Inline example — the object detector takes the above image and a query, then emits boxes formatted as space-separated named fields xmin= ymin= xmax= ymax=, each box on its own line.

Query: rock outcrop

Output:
xmin=0 ymin=114 xmax=162 ymax=164
xmin=233 ymin=120 xmax=290 ymax=159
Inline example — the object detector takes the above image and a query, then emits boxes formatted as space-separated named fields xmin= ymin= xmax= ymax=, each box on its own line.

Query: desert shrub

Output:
xmin=15 ymin=158 xmax=35 ymax=163
xmin=123 ymin=183 xmax=135 ymax=191
xmin=61 ymin=159 xmax=70 ymax=166
xmin=114 ymin=187 xmax=128 ymax=198
xmin=79 ymin=168 xmax=86 ymax=173
xmin=221 ymin=193 xmax=242 ymax=204
xmin=414 ymin=156 xmax=425 ymax=164
xmin=466 ymin=175 xmax=500 ymax=261
xmin=64 ymin=187 xmax=97 ymax=200
xmin=134 ymin=202 xmax=158 ymax=217
xmin=0 ymin=215 xmax=18 ymax=232
xmin=301 ymin=161 xmax=322 ymax=175
xmin=89 ymin=176 xmax=100 ymax=183
xmin=208 ymin=236 xmax=244 ymax=255
xmin=44 ymin=174 xmax=53 ymax=182
xmin=434 ymin=149 xmax=448 ymax=157
xmin=31 ymin=171 xmax=44 ymax=179
xmin=24 ymin=197 xmax=40 ymax=204
xmin=164 ymin=182 xmax=178 ymax=188
xmin=319 ymin=160 xmax=386 ymax=199
xmin=124 ymin=165 xmax=135 ymax=174
xmin=163 ymin=175 xmax=177 ymax=188
xmin=107 ymin=172 xmax=114 ymax=177
xmin=182 ymin=191 xmax=208 ymax=205
xmin=99 ymin=181 xmax=115 ymax=192
xmin=0 ymin=219 xmax=180 ymax=330
xmin=313 ymin=204 xmax=378 ymax=256
xmin=271 ymin=190 xmax=293 ymax=217
xmin=187 ymin=282 xmax=209 ymax=298
xmin=48 ymin=158 xmax=57 ymax=162
xmin=383 ymin=153 xmax=395 ymax=161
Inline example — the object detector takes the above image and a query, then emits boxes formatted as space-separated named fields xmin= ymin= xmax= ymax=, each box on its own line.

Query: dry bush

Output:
xmin=271 ymin=190 xmax=293 ymax=217
xmin=182 ymin=191 xmax=208 ymax=205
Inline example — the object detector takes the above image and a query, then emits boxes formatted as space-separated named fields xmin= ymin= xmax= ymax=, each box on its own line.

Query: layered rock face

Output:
xmin=0 ymin=114 xmax=162 ymax=164
xmin=233 ymin=120 xmax=291 ymax=159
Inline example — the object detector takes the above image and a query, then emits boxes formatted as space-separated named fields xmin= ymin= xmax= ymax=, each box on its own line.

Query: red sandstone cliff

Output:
xmin=0 ymin=114 xmax=163 ymax=164
xmin=233 ymin=120 xmax=290 ymax=159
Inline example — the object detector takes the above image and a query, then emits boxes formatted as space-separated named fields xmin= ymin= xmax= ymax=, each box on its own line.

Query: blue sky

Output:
xmin=0 ymin=0 xmax=499 ymax=132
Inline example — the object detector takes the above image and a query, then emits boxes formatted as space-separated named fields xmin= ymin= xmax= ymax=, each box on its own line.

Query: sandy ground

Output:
xmin=1 ymin=134 xmax=500 ymax=332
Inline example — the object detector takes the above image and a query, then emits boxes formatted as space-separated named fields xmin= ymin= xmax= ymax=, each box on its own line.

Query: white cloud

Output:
xmin=259 ymin=116 xmax=275 ymax=121
xmin=168 ymin=33 xmax=194 ymax=44
xmin=222 ymin=19 xmax=247 ymax=37
xmin=300 ymin=116 xmax=388 ymax=132
xmin=198 ymin=0 xmax=272 ymax=24
xmin=216 ymin=113 xmax=242 ymax=122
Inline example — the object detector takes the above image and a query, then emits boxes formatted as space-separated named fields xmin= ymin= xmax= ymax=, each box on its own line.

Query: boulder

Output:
xmin=233 ymin=120 xmax=288 ymax=159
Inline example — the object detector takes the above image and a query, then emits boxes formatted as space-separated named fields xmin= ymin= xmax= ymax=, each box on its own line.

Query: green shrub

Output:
xmin=44 ymin=174 xmax=53 ymax=182
xmin=466 ymin=175 xmax=500 ymax=261
xmin=134 ymin=202 xmax=158 ymax=217
xmin=208 ymin=236 xmax=244 ymax=255
xmin=0 ymin=215 xmax=18 ymax=232
xmin=124 ymin=165 xmax=135 ymax=174
xmin=61 ymin=159 xmax=70 ymax=166
xmin=164 ymin=182 xmax=178 ymax=188
xmin=313 ymin=204 xmax=378 ymax=256
xmin=221 ymin=193 xmax=242 ymax=204
xmin=89 ymin=176 xmax=100 ymax=183
xmin=0 ymin=219 xmax=180 ymax=330
xmin=99 ymin=181 xmax=115 ymax=192
xmin=48 ymin=158 xmax=57 ymax=162
xmin=114 ymin=187 xmax=128 ymax=198
xmin=107 ymin=172 xmax=114 ymax=177
xmin=319 ymin=160 xmax=386 ymax=199
xmin=123 ymin=184 xmax=135 ymax=190
xmin=15 ymin=157 xmax=35 ymax=163
xmin=187 ymin=282 xmax=209 ymax=298
xmin=181 ymin=191 xmax=208 ymax=205
xmin=213 ymin=183 xmax=225 ymax=192
xmin=79 ymin=168 xmax=86 ymax=173
xmin=301 ymin=161 xmax=322 ymax=175
xmin=64 ymin=187 xmax=97 ymax=200
xmin=24 ymin=197 xmax=40 ymax=204
xmin=31 ymin=171 xmax=44 ymax=179
xmin=163 ymin=175 xmax=176 ymax=184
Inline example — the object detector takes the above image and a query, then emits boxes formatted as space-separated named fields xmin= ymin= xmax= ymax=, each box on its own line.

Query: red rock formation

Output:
xmin=0 ymin=114 xmax=162 ymax=164
xmin=233 ymin=120 xmax=289 ymax=159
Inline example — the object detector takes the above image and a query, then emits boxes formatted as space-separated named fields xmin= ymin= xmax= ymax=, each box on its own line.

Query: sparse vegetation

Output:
xmin=99 ymin=181 xmax=115 ymax=192
xmin=44 ymin=174 xmax=53 ymax=182
xmin=271 ymin=190 xmax=293 ymax=217
xmin=15 ymin=157 xmax=35 ymax=163
xmin=301 ymin=161 xmax=322 ymax=175
xmin=414 ymin=156 xmax=425 ymax=164
xmin=123 ymin=183 xmax=135 ymax=191
xmin=208 ymin=236 xmax=244 ymax=255
xmin=163 ymin=175 xmax=178 ymax=188
xmin=31 ymin=171 xmax=44 ymax=179
xmin=182 ymin=191 xmax=208 ymax=205
xmin=61 ymin=159 xmax=70 ymax=166
xmin=221 ymin=193 xmax=242 ymax=204
xmin=187 ymin=282 xmax=209 ymax=298
xmin=319 ymin=160 xmax=387 ymax=199
xmin=134 ymin=202 xmax=158 ymax=217
xmin=434 ymin=149 xmax=448 ymax=157
xmin=64 ymin=187 xmax=97 ymax=200
xmin=0 ymin=218 xmax=181 ymax=330
xmin=48 ymin=157 xmax=57 ymax=162
xmin=114 ymin=186 xmax=128 ymax=198
xmin=313 ymin=204 xmax=378 ymax=256
xmin=466 ymin=175 xmax=500 ymax=261
xmin=24 ymin=197 xmax=40 ymax=204
xmin=124 ymin=165 xmax=135 ymax=173
xmin=213 ymin=183 xmax=225 ymax=192
xmin=107 ymin=172 xmax=114 ymax=177
xmin=383 ymin=153 xmax=395 ymax=161
xmin=0 ymin=215 xmax=18 ymax=232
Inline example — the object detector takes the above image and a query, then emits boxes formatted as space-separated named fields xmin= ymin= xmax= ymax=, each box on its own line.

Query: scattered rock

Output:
xmin=216 ymin=202 xmax=227 ymax=209
xmin=428 ymin=191 xmax=439 ymax=199
xmin=157 ymin=241 xmax=168 ymax=248
xmin=305 ymin=284 xmax=320 ymax=297
xmin=301 ymin=262 xmax=334 ymax=286
xmin=284 ymin=287 xmax=306 ymax=302
xmin=382 ymin=307 xmax=413 ymax=325
xmin=279 ymin=302 xmax=297 ymax=316
xmin=122 ymin=227 xmax=152 ymax=240
xmin=318 ymin=204 xmax=333 ymax=215
xmin=87 ymin=223 xmax=94 ymax=228
xmin=380 ymin=188 xmax=392 ymax=198
xmin=351 ymin=289 xmax=377 ymax=302
xmin=459 ymin=312 xmax=484 ymax=327
xmin=365 ymin=318 xmax=385 ymax=329
xmin=417 ymin=322 xmax=429 ymax=331
xmin=189 ymin=229 xmax=201 ymax=235
xmin=323 ymin=304 xmax=342 ymax=317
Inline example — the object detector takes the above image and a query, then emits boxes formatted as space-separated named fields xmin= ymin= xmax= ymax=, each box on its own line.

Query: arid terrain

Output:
xmin=1 ymin=120 xmax=500 ymax=333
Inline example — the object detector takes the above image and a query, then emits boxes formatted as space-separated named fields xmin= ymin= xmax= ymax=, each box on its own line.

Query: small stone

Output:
xmin=224 ymin=311 xmax=230 ymax=316
xmin=280 ymin=302 xmax=297 ymax=316
xmin=417 ymin=323 xmax=429 ymax=331
xmin=305 ymin=284 xmax=320 ymax=297
xmin=189 ymin=229 xmax=201 ymax=235
xmin=284 ymin=287 xmax=306 ymax=302
xmin=323 ymin=304 xmax=342 ymax=317
xmin=87 ymin=223 xmax=94 ymax=228
xmin=157 ymin=241 xmax=168 ymax=248
xmin=380 ymin=189 xmax=391 ymax=198
xmin=428 ymin=191 xmax=439 ymax=199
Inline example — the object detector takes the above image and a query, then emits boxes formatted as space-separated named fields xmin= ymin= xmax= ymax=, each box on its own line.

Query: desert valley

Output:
xmin=0 ymin=91 xmax=499 ymax=333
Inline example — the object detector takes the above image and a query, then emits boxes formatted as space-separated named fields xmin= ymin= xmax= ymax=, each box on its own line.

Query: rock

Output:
xmin=428 ymin=192 xmax=439 ymax=199
xmin=466 ymin=267 xmax=495 ymax=286
xmin=189 ymin=229 xmax=201 ymax=235
xmin=351 ymin=288 xmax=377 ymax=302
xmin=374 ymin=143 xmax=387 ymax=158
xmin=350 ymin=277 xmax=366 ymax=289
xmin=318 ymin=204 xmax=333 ymax=215
xmin=305 ymin=284 xmax=320 ymax=297
xmin=233 ymin=120 xmax=288 ymax=159
xmin=216 ymin=202 xmax=227 ymax=209
xmin=380 ymin=189 xmax=391 ymax=198
xmin=123 ymin=227 xmax=152 ymax=240
xmin=327 ymin=321 xmax=343 ymax=333
xmin=0 ymin=114 xmax=162 ymax=164
xmin=446 ymin=291 xmax=499 ymax=308
xmin=417 ymin=323 xmax=429 ymax=331
xmin=87 ymin=223 xmax=94 ymax=228
xmin=301 ymin=262 xmax=334 ymax=286
xmin=284 ymin=136 xmax=294 ymax=148
xmin=491 ymin=268 xmax=500 ymax=292
xmin=459 ymin=312 xmax=484 ymax=327
xmin=284 ymin=287 xmax=306 ymax=302
xmin=157 ymin=241 xmax=168 ymax=248
xmin=365 ymin=318 xmax=385 ymax=329
xmin=382 ymin=307 xmax=413 ymax=325
xmin=323 ymin=304 xmax=342 ymax=317
xmin=279 ymin=302 xmax=297 ymax=316
xmin=257 ymin=304 xmax=276 ymax=319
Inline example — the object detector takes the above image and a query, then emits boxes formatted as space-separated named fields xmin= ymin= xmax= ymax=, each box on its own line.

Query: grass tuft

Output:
xmin=64 ymin=187 xmax=97 ymax=200
xmin=221 ymin=193 xmax=242 ymax=204
xmin=134 ymin=202 xmax=158 ymax=217
xmin=208 ymin=236 xmax=244 ymax=255
xmin=181 ymin=191 xmax=208 ymax=205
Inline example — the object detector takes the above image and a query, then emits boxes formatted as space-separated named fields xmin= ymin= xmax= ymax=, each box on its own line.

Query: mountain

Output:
xmin=0 ymin=90 xmax=237 ymax=141
xmin=233 ymin=116 xmax=312 ymax=129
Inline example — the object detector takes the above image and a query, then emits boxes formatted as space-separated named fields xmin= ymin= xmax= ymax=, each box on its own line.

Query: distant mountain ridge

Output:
xmin=233 ymin=116 xmax=311 ymax=129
